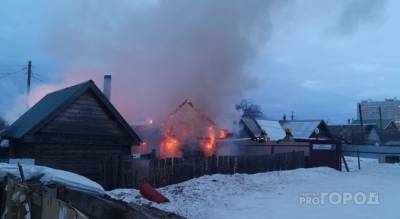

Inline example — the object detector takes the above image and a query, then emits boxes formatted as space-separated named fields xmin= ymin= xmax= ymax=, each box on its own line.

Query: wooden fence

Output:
xmin=127 ymin=151 xmax=305 ymax=188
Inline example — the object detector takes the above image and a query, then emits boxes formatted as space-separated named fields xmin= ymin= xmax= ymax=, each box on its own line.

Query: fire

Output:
xmin=158 ymin=100 xmax=222 ymax=158
xmin=200 ymin=126 xmax=217 ymax=157
xmin=160 ymin=128 xmax=181 ymax=158
xmin=160 ymin=125 xmax=219 ymax=158
xmin=218 ymin=129 xmax=228 ymax=139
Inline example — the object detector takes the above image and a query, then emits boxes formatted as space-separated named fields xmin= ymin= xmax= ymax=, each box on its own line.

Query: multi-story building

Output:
xmin=357 ymin=98 xmax=400 ymax=121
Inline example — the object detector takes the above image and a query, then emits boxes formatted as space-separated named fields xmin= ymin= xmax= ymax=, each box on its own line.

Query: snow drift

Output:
xmin=0 ymin=163 xmax=104 ymax=193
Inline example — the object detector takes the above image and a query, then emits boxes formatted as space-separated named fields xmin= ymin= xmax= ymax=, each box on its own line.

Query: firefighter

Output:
xmin=259 ymin=130 xmax=268 ymax=142
xmin=283 ymin=128 xmax=294 ymax=142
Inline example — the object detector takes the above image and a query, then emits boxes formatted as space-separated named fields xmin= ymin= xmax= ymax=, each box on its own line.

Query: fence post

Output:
xmin=234 ymin=156 xmax=238 ymax=174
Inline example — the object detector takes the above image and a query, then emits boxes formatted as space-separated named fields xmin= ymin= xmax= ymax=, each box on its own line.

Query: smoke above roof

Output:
xmin=4 ymin=0 xmax=387 ymax=125
xmin=41 ymin=0 xmax=279 ymax=124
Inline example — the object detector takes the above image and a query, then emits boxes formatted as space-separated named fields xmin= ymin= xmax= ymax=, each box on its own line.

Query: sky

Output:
xmin=0 ymin=0 xmax=398 ymax=125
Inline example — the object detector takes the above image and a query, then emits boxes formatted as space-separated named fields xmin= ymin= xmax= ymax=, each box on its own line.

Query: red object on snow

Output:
xmin=140 ymin=183 xmax=170 ymax=203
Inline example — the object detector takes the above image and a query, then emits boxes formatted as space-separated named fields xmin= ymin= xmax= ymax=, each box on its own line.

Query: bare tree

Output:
xmin=235 ymin=99 xmax=265 ymax=119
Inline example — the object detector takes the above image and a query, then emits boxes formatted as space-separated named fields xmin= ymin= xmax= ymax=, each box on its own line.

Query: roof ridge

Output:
xmin=45 ymin=80 xmax=92 ymax=96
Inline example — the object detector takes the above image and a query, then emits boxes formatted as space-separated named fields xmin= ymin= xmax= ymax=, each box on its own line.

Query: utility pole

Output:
xmin=379 ymin=106 xmax=383 ymax=130
xmin=27 ymin=60 xmax=32 ymax=96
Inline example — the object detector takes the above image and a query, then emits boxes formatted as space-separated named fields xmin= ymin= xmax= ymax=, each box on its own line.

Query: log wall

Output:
xmin=9 ymin=91 xmax=134 ymax=189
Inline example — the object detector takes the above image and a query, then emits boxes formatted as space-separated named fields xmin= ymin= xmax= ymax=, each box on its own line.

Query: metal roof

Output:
xmin=328 ymin=124 xmax=378 ymax=144
xmin=352 ymin=119 xmax=395 ymax=130
xmin=240 ymin=117 xmax=262 ymax=138
xmin=279 ymin=120 xmax=323 ymax=139
xmin=1 ymin=81 xmax=87 ymax=139
xmin=1 ymin=80 xmax=141 ymax=144
xmin=255 ymin=119 xmax=285 ymax=140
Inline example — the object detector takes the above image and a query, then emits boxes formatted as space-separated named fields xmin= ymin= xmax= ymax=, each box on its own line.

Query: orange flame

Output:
xmin=160 ymin=129 xmax=181 ymax=158
xmin=218 ymin=129 xmax=228 ymax=139
xmin=200 ymin=126 xmax=216 ymax=157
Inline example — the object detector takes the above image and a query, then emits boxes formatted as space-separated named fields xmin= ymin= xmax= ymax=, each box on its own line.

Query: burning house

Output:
xmin=0 ymin=80 xmax=141 ymax=189
xmin=161 ymin=99 xmax=219 ymax=158
xmin=135 ymin=99 xmax=227 ymax=158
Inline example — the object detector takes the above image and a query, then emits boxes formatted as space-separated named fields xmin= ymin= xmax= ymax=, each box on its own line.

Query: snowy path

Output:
xmin=109 ymin=158 xmax=400 ymax=219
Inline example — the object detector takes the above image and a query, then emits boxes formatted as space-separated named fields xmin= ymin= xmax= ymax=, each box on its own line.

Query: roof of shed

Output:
xmin=256 ymin=119 xmax=285 ymax=140
xmin=1 ymin=80 xmax=141 ymax=144
xmin=352 ymin=119 xmax=395 ymax=129
xmin=279 ymin=120 xmax=324 ymax=139
xmin=329 ymin=124 xmax=376 ymax=136
xmin=328 ymin=124 xmax=377 ymax=144
xmin=240 ymin=117 xmax=262 ymax=138
xmin=377 ymin=130 xmax=400 ymax=144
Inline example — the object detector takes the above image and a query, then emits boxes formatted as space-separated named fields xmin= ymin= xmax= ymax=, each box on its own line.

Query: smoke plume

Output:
xmin=6 ymin=0 xmax=389 ymax=125
xmin=37 ymin=0 xmax=278 ymax=125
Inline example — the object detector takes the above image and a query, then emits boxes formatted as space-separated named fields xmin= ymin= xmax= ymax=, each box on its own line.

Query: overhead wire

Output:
xmin=31 ymin=71 xmax=48 ymax=83
xmin=32 ymin=74 xmax=46 ymax=83
xmin=0 ymin=67 xmax=27 ymax=79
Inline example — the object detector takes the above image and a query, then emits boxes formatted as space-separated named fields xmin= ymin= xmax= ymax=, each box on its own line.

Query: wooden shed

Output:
xmin=0 ymin=80 xmax=141 ymax=189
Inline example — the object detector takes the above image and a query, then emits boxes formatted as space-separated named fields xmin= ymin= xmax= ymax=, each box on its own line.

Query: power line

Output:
xmin=0 ymin=64 xmax=25 ymax=67
xmin=32 ymin=75 xmax=46 ymax=83
xmin=0 ymin=67 xmax=26 ymax=75
xmin=31 ymin=71 xmax=48 ymax=83
xmin=0 ymin=67 xmax=27 ymax=79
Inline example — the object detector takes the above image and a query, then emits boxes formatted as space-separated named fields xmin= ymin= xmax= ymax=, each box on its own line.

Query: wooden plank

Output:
xmin=139 ymin=151 xmax=307 ymax=188
xmin=111 ymin=155 xmax=119 ymax=189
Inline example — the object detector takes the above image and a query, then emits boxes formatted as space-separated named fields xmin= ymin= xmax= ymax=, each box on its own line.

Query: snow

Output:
xmin=109 ymin=157 xmax=400 ymax=219
xmin=0 ymin=163 xmax=104 ymax=193
xmin=256 ymin=119 xmax=286 ymax=140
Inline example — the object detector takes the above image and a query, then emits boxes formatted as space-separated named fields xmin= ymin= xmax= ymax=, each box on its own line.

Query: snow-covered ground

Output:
xmin=109 ymin=157 xmax=400 ymax=219
xmin=0 ymin=163 xmax=104 ymax=193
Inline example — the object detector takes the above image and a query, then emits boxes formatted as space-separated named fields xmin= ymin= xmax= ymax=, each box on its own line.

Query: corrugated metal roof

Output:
xmin=240 ymin=117 xmax=262 ymax=138
xmin=1 ymin=80 xmax=141 ymax=144
xmin=256 ymin=120 xmax=285 ymax=140
xmin=279 ymin=120 xmax=322 ymax=139
xmin=328 ymin=124 xmax=378 ymax=144
xmin=352 ymin=119 xmax=394 ymax=129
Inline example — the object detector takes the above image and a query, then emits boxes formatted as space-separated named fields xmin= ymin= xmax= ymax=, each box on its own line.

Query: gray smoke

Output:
xmin=335 ymin=0 xmax=387 ymax=35
xmin=20 ymin=0 xmax=387 ymax=126
xmin=42 ymin=0 xmax=279 ymax=125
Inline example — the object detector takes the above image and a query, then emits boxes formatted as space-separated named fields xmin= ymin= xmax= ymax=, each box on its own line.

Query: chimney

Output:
xmin=103 ymin=75 xmax=111 ymax=100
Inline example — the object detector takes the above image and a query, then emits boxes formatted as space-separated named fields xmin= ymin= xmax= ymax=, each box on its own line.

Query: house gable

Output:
xmin=39 ymin=90 xmax=129 ymax=138
xmin=2 ymin=80 xmax=141 ymax=145
xmin=385 ymin=122 xmax=398 ymax=132
xmin=310 ymin=122 xmax=332 ymax=139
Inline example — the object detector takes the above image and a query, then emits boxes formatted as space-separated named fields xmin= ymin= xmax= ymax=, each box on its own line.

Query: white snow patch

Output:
xmin=0 ymin=163 xmax=104 ymax=193
xmin=109 ymin=157 xmax=400 ymax=219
